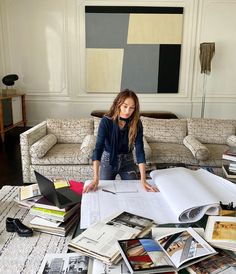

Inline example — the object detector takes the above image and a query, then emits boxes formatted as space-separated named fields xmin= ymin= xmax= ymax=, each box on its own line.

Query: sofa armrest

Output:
xmin=80 ymin=134 xmax=96 ymax=163
xmin=227 ymin=135 xmax=236 ymax=147
xmin=183 ymin=135 xmax=209 ymax=161
xmin=20 ymin=121 xmax=47 ymax=183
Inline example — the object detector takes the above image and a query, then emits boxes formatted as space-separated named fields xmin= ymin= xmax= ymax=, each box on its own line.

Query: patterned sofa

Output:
xmin=20 ymin=117 xmax=236 ymax=183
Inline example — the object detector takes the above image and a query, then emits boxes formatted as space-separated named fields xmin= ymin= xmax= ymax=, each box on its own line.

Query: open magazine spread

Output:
xmin=118 ymin=227 xmax=217 ymax=274
xmin=204 ymin=216 xmax=236 ymax=251
xmin=68 ymin=211 xmax=154 ymax=265
xmin=81 ymin=167 xmax=236 ymax=228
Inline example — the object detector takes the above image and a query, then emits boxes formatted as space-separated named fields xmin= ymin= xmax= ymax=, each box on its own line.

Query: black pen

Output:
xmin=102 ymin=188 xmax=116 ymax=195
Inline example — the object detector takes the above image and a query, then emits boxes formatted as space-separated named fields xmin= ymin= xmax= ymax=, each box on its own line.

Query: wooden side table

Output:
xmin=0 ymin=94 xmax=27 ymax=142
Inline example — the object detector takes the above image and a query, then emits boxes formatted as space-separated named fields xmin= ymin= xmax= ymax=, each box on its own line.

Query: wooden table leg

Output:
xmin=0 ymin=100 xmax=5 ymax=142
xmin=21 ymin=94 xmax=27 ymax=127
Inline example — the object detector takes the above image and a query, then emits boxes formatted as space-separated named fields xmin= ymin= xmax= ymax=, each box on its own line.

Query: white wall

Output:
xmin=0 ymin=0 xmax=235 ymax=125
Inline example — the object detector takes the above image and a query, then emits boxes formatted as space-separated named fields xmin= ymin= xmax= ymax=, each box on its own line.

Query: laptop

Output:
xmin=34 ymin=170 xmax=82 ymax=209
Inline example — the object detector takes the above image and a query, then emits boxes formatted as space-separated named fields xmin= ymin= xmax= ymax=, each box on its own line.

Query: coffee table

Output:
xmin=0 ymin=185 xmax=74 ymax=274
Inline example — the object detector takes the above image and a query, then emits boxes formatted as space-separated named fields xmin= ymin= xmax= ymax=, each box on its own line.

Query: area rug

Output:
xmin=0 ymin=186 xmax=74 ymax=274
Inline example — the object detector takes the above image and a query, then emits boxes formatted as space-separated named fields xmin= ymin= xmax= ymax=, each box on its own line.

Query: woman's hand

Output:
xmin=141 ymin=180 xmax=159 ymax=192
xmin=83 ymin=179 xmax=99 ymax=193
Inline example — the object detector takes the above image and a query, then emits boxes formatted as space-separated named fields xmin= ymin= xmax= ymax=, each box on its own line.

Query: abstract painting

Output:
xmin=85 ymin=6 xmax=183 ymax=93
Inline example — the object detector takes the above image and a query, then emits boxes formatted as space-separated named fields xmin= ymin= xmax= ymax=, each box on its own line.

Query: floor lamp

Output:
xmin=199 ymin=42 xmax=215 ymax=118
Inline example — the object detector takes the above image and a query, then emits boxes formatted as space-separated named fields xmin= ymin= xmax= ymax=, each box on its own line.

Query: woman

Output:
xmin=83 ymin=89 xmax=158 ymax=193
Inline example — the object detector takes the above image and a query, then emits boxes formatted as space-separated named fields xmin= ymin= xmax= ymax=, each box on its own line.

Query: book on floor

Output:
xmin=68 ymin=211 xmax=155 ymax=265
xmin=222 ymin=164 xmax=236 ymax=179
xmin=29 ymin=212 xmax=80 ymax=236
xmin=34 ymin=196 xmax=72 ymax=212
xmin=118 ymin=227 xmax=217 ymax=274
xmin=29 ymin=201 xmax=80 ymax=222
xmin=186 ymin=249 xmax=236 ymax=274
xmin=204 ymin=215 xmax=236 ymax=252
xmin=224 ymin=147 xmax=236 ymax=157
xmin=222 ymin=152 xmax=236 ymax=162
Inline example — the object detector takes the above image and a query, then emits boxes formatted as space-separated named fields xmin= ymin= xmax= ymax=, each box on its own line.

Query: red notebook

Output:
xmin=69 ymin=180 xmax=84 ymax=195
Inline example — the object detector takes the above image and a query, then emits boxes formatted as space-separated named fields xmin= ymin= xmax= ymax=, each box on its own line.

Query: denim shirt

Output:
xmin=92 ymin=116 xmax=146 ymax=164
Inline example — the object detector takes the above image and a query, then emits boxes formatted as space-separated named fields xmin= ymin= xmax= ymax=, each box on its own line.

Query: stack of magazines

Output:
xmin=68 ymin=211 xmax=155 ymax=265
xmin=29 ymin=197 xmax=80 ymax=236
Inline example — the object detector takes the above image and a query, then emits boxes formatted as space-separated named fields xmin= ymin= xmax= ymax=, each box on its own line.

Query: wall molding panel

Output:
xmin=0 ymin=0 xmax=236 ymax=124
xmin=192 ymin=0 xmax=236 ymax=102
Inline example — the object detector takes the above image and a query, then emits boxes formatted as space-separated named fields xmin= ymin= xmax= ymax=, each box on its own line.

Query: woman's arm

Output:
xmin=138 ymin=163 xmax=158 ymax=192
xmin=83 ymin=117 xmax=109 ymax=193
xmin=83 ymin=160 xmax=100 ymax=193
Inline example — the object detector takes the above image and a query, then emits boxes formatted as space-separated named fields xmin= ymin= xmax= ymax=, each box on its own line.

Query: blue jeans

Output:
xmin=100 ymin=151 xmax=138 ymax=180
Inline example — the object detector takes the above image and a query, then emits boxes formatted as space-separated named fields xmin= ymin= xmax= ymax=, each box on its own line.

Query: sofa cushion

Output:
xmin=148 ymin=143 xmax=198 ymax=165
xmin=30 ymin=134 xmax=57 ymax=158
xmin=140 ymin=116 xmax=187 ymax=144
xmin=31 ymin=144 xmax=90 ymax=165
xmin=183 ymin=135 xmax=209 ymax=160
xmin=227 ymin=135 xmax=236 ymax=147
xmin=46 ymin=118 xmax=94 ymax=144
xmin=187 ymin=118 xmax=236 ymax=144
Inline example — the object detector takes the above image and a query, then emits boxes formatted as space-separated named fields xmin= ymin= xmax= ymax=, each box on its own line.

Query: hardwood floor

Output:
xmin=0 ymin=127 xmax=29 ymax=188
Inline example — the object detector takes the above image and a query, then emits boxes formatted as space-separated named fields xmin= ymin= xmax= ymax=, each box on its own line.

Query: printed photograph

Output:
xmin=212 ymin=221 xmax=236 ymax=241
xmin=119 ymin=239 xmax=172 ymax=271
xmin=158 ymin=231 xmax=206 ymax=264
xmin=107 ymin=212 xmax=153 ymax=230
xmin=40 ymin=254 xmax=89 ymax=274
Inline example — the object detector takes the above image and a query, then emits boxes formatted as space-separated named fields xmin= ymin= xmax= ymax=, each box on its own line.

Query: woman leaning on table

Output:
xmin=83 ymin=89 xmax=158 ymax=193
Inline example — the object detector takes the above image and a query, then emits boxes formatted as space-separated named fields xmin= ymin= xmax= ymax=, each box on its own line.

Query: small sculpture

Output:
xmin=1 ymin=74 xmax=19 ymax=95
xmin=2 ymin=74 xmax=19 ymax=88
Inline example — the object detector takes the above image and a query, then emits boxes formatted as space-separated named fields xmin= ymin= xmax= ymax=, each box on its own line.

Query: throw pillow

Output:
xmin=140 ymin=116 xmax=187 ymax=144
xmin=183 ymin=135 xmax=210 ymax=160
xmin=30 ymin=134 xmax=57 ymax=158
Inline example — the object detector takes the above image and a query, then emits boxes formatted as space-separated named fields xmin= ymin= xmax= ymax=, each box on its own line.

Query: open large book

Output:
xmin=81 ymin=167 xmax=236 ymax=228
xmin=118 ymin=227 xmax=217 ymax=274
xmin=149 ymin=167 xmax=236 ymax=223
xmin=68 ymin=211 xmax=155 ymax=265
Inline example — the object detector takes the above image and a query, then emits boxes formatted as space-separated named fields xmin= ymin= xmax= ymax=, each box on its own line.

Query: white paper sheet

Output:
xmin=81 ymin=168 xmax=236 ymax=228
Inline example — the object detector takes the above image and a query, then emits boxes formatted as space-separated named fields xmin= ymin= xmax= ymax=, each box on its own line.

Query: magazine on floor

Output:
xmin=37 ymin=252 xmax=92 ymax=274
xmin=118 ymin=227 xmax=217 ymax=274
xmin=68 ymin=211 xmax=155 ymax=265
xmin=187 ymin=249 xmax=236 ymax=274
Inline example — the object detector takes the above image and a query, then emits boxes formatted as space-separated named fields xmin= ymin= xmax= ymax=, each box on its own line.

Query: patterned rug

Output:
xmin=0 ymin=186 xmax=74 ymax=274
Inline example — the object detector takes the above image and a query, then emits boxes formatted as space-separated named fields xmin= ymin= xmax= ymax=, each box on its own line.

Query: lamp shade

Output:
xmin=200 ymin=42 xmax=215 ymax=74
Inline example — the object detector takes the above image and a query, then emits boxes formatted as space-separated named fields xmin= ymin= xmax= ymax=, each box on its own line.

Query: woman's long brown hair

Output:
xmin=106 ymin=89 xmax=140 ymax=149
